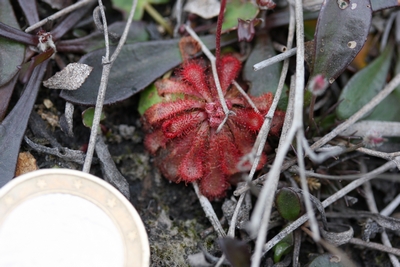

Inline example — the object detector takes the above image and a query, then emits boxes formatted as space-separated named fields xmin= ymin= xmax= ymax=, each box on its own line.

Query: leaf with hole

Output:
xmin=310 ymin=0 xmax=372 ymax=84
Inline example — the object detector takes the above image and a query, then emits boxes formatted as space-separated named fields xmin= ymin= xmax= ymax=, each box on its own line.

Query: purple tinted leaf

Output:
xmin=0 ymin=22 xmax=37 ymax=45
xmin=0 ymin=75 xmax=18 ymax=121
xmin=51 ymin=4 xmax=94 ymax=41
xmin=18 ymin=0 xmax=39 ymax=26
xmin=57 ymin=21 xmax=150 ymax=53
xmin=60 ymin=34 xmax=236 ymax=105
xmin=218 ymin=237 xmax=251 ymax=267
xmin=0 ymin=61 xmax=49 ymax=186
xmin=311 ymin=0 xmax=372 ymax=83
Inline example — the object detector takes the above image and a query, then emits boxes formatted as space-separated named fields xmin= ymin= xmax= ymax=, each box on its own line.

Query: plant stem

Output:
xmin=144 ymin=3 xmax=173 ymax=35
xmin=215 ymin=0 xmax=227 ymax=66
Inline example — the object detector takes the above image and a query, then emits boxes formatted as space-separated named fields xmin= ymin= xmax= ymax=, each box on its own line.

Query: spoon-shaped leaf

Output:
xmin=275 ymin=187 xmax=303 ymax=221
xmin=336 ymin=44 xmax=393 ymax=120
xmin=310 ymin=0 xmax=372 ymax=84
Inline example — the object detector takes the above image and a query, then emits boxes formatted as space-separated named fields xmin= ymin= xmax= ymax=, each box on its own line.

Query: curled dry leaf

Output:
xmin=320 ymin=223 xmax=354 ymax=246
xmin=43 ymin=63 xmax=93 ymax=90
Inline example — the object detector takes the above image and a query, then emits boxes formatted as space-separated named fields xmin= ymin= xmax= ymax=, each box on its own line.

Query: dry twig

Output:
xmin=82 ymin=0 xmax=137 ymax=172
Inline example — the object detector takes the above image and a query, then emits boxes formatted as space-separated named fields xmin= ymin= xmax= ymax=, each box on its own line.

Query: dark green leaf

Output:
xmin=273 ymin=232 xmax=293 ymax=263
xmin=0 ymin=61 xmax=49 ymax=186
xmin=311 ymin=0 xmax=372 ymax=84
xmin=0 ymin=0 xmax=25 ymax=87
xmin=336 ymin=44 xmax=393 ymax=120
xmin=138 ymin=84 xmax=163 ymax=115
xmin=82 ymin=107 xmax=106 ymax=128
xmin=275 ymin=187 xmax=303 ymax=221
xmin=60 ymin=34 xmax=237 ymax=105
xmin=364 ymin=45 xmax=400 ymax=121
xmin=244 ymin=35 xmax=281 ymax=96
xmin=243 ymin=35 xmax=288 ymax=109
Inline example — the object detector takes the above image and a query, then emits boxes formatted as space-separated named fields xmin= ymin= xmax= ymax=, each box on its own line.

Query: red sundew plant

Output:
xmin=142 ymin=55 xmax=285 ymax=199
xmin=142 ymin=0 xmax=284 ymax=199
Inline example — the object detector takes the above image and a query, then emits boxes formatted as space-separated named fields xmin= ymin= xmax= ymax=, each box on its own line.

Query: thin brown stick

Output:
xmin=349 ymin=238 xmax=400 ymax=257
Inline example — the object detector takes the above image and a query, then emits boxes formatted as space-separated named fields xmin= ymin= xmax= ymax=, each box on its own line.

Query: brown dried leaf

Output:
xmin=15 ymin=151 xmax=38 ymax=177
